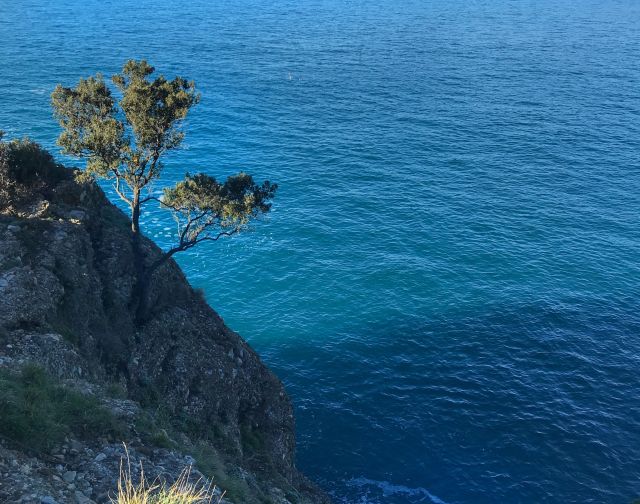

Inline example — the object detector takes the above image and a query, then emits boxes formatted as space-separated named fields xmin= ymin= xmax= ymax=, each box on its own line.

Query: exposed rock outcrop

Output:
xmin=0 ymin=142 xmax=330 ymax=504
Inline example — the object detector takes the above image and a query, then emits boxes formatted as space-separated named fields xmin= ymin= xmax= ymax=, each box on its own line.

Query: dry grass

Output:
xmin=112 ymin=446 xmax=225 ymax=504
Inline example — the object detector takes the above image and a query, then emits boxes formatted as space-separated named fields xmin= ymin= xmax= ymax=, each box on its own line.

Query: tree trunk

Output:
xmin=134 ymin=271 xmax=151 ymax=324
xmin=131 ymin=189 xmax=141 ymax=235
xmin=130 ymin=189 xmax=148 ymax=324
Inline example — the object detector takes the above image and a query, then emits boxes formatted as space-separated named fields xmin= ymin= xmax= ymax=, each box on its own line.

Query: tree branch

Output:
xmin=144 ymin=195 xmax=181 ymax=212
xmin=145 ymin=226 xmax=240 ymax=279
xmin=113 ymin=172 xmax=132 ymax=206
xmin=195 ymin=228 xmax=240 ymax=244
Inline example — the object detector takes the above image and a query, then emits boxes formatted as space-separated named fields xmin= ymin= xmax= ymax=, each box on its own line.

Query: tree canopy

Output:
xmin=51 ymin=60 xmax=202 ymax=234
xmin=149 ymin=172 xmax=276 ymax=274
xmin=51 ymin=60 xmax=277 ymax=319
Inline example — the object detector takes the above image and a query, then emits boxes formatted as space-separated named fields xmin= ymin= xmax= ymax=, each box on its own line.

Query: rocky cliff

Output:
xmin=0 ymin=140 xmax=330 ymax=504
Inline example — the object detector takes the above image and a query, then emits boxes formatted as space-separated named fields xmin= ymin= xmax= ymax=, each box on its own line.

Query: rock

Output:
xmin=40 ymin=497 xmax=58 ymax=504
xmin=74 ymin=490 xmax=90 ymax=503
xmin=68 ymin=210 xmax=86 ymax=221
xmin=62 ymin=471 xmax=76 ymax=483
xmin=0 ymin=154 xmax=331 ymax=503
xmin=69 ymin=440 xmax=83 ymax=452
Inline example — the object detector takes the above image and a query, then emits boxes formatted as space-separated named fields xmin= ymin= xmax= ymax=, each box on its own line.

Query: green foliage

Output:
xmin=186 ymin=440 xmax=252 ymax=503
xmin=112 ymin=60 xmax=199 ymax=154
xmin=284 ymin=491 xmax=299 ymax=504
xmin=135 ymin=406 xmax=179 ymax=450
xmin=151 ymin=429 xmax=176 ymax=449
xmin=114 ymin=452 xmax=219 ymax=504
xmin=136 ymin=381 xmax=162 ymax=408
xmin=106 ymin=382 xmax=128 ymax=399
xmin=51 ymin=60 xmax=198 ymax=189
xmin=0 ymin=137 xmax=66 ymax=210
xmin=51 ymin=75 xmax=123 ymax=177
xmin=193 ymin=453 xmax=250 ymax=504
xmin=135 ymin=405 xmax=228 ymax=454
xmin=189 ymin=442 xmax=225 ymax=479
xmin=2 ymin=137 xmax=61 ymax=184
xmin=133 ymin=408 xmax=254 ymax=501
xmin=158 ymin=173 xmax=276 ymax=256
xmin=51 ymin=59 xmax=200 ymax=230
xmin=240 ymin=424 xmax=265 ymax=454
xmin=0 ymin=364 xmax=124 ymax=452
xmin=50 ymin=60 xmax=277 ymax=293
xmin=216 ymin=476 xmax=249 ymax=503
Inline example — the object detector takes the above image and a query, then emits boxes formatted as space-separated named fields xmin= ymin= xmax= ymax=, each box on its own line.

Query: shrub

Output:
xmin=0 ymin=137 xmax=67 ymax=210
xmin=0 ymin=364 xmax=125 ymax=452
xmin=0 ymin=137 xmax=64 ymax=185
xmin=113 ymin=447 xmax=223 ymax=504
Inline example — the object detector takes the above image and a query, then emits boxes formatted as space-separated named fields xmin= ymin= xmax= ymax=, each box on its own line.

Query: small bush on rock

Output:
xmin=0 ymin=364 xmax=125 ymax=452
xmin=113 ymin=448 xmax=223 ymax=504
xmin=0 ymin=136 xmax=67 ymax=210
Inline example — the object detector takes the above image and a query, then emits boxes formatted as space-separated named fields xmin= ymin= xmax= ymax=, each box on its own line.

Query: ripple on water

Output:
xmin=1 ymin=1 xmax=640 ymax=503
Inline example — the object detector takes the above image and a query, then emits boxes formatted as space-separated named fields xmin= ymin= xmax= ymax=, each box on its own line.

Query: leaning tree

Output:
xmin=51 ymin=60 xmax=277 ymax=320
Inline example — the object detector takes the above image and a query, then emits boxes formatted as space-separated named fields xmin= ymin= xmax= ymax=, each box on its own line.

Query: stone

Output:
xmin=68 ymin=210 xmax=86 ymax=221
xmin=62 ymin=471 xmax=76 ymax=483
xmin=0 ymin=160 xmax=331 ymax=504
xmin=74 ymin=490 xmax=90 ymax=504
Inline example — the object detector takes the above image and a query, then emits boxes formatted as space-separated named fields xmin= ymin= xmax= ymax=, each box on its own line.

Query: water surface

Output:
xmin=1 ymin=1 xmax=640 ymax=502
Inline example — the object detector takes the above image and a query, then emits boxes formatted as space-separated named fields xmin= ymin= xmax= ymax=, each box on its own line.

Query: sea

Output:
xmin=1 ymin=1 xmax=639 ymax=502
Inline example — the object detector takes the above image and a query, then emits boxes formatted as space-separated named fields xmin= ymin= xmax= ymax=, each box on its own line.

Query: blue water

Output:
xmin=2 ymin=1 xmax=640 ymax=502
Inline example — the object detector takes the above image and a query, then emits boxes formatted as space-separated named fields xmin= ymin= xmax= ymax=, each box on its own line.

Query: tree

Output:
xmin=51 ymin=60 xmax=277 ymax=320
xmin=147 ymin=172 xmax=276 ymax=276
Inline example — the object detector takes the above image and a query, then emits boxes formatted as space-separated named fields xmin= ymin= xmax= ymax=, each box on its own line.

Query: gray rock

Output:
xmin=0 ymin=161 xmax=331 ymax=504
xmin=62 ymin=471 xmax=76 ymax=483
xmin=40 ymin=497 xmax=58 ymax=504
xmin=68 ymin=210 xmax=86 ymax=221
xmin=74 ymin=490 xmax=90 ymax=504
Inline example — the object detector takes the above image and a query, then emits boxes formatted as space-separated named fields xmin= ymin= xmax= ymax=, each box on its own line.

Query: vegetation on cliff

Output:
xmin=0 ymin=136 xmax=329 ymax=504
xmin=51 ymin=60 xmax=277 ymax=320
xmin=114 ymin=450 xmax=222 ymax=504
xmin=0 ymin=364 xmax=124 ymax=452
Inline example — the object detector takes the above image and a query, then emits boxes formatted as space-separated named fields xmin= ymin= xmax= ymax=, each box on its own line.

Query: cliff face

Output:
xmin=0 ymin=144 xmax=329 ymax=504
